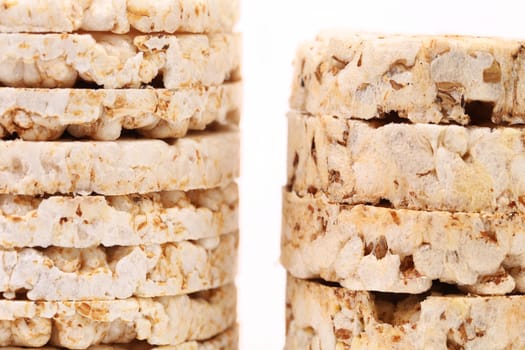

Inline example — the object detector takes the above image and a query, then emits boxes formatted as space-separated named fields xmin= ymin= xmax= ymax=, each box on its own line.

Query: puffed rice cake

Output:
xmin=286 ymin=275 xmax=525 ymax=350
xmin=0 ymin=0 xmax=239 ymax=34
xmin=0 ymin=284 xmax=236 ymax=348
xmin=0 ymin=84 xmax=241 ymax=141
xmin=0 ymin=184 xmax=238 ymax=249
xmin=0 ymin=33 xmax=241 ymax=89
xmin=291 ymin=31 xmax=525 ymax=125
xmin=282 ymin=190 xmax=525 ymax=295
xmin=0 ymin=129 xmax=239 ymax=196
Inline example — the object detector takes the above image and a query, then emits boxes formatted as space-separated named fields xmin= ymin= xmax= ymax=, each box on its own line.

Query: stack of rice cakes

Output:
xmin=0 ymin=1 xmax=241 ymax=349
xmin=282 ymin=32 xmax=525 ymax=349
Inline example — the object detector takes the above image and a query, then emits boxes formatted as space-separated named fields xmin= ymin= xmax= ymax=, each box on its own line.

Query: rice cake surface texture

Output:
xmin=0 ymin=184 xmax=238 ymax=249
xmin=0 ymin=232 xmax=237 ymax=300
xmin=0 ymin=325 xmax=238 ymax=349
xmin=288 ymin=111 xmax=525 ymax=213
xmin=286 ymin=276 xmax=525 ymax=350
xmin=0 ymin=33 xmax=241 ymax=89
xmin=0 ymin=84 xmax=241 ymax=141
xmin=282 ymin=191 xmax=525 ymax=295
xmin=0 ymin=284 xmax=236 ymax=348
xmin=0 ymin=129 xmax=239 ymax=196
xmin=291 ymin=32 xmax=525 ymax=125
xmin=0 ymin=0 xmax=240 ymax=34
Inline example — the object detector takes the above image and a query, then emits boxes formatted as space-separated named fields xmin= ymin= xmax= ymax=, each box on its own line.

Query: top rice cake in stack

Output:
xmin=0 ymin=0 xmax=239 ymax=34
xmin=283 ymin=32 xmax=525 ymax=349
xmin=0 ymin=1 xmax=241 ymax=349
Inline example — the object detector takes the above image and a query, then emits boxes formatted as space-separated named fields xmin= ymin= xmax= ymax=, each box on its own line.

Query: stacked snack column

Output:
xmin=283 ymin=32 xmax=525 ymax=349
xmin=0 ymin=1 xmax=241 ymax=349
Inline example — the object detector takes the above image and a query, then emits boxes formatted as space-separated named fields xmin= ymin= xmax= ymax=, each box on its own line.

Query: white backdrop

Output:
xmin=237 ymin=0 xmax=525 ymax=348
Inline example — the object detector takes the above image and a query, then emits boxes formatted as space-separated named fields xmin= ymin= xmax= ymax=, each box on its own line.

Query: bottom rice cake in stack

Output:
xmin=282 ymin=32 xmax=525 ymax=349
xmin=286 ymin=276 xmax=525 ymax=349
xmin=1 ymin=326 xmax=240 ymax=350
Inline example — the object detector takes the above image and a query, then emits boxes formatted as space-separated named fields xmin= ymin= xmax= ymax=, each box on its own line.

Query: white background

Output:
xmin=237 ymin=0 xmax=525 ymax=348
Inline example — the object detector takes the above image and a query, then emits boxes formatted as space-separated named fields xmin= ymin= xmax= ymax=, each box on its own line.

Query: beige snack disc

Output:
xmin=0 ymin=325 xmax=238 ymax=349
xmin=0 ymin=284 xmax=235 ymax=349
xmin=0 ymin=232 xmax=237 ymax=300
xmin=0 ymin=0 xmax=239 ymax=34
xmin=286 ymin=276 xmax=525 ymax=350
xmin=288 ymin=111 xmax=525 ymax=213
xmin=0 ymin=33 xmax=241 ymax=89
xmin=0 ymin=128 xmax=239 ymax=196
xmin=291 ymin=32 xmax=525 ymax=125
xmin=0 ymin=84 xmax=241 ymax=141
xmin=282 ymin=191 xmax=525 ymax=295
xmin=0 ymin=184 xmax=237 ymax=249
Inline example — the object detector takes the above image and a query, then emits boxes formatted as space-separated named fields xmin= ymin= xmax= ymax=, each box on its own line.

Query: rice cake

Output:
xmin=286 ymin=276 xmax=525 ymax=350
xmin=0 ymin=232 xmax=237 ymax=300
xmin=282 ymin=191 xmax=525 ymax=295
xmin=0 ymin=84 xmax=241 ymax=141
xmin=0 ymin=325 xmax=238 ymax=349
xmin=0 ymin=184 xmax=237 ymax=249
xmin=0 ymin=128 xmax=239 ymax=196
xmin=291 ymin=32 xmax=525 ymax=125
xmin=0 ymin=33 xmax=241 ymax=89
xmin=0 ymin=284 xmax=235 ymax=348
xmin=0 ymin=0 xmax=239 ymax=34
xmin=288 ymin=111 xmax=525 ymax=213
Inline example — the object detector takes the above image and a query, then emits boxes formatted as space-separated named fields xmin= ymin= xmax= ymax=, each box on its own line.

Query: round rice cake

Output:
xmin=0 ymin=325 xmax=238 ymax=349
xmin=288 ymin=111 xmax=525 ymax=213
xmin=0 ymin=184 xmax=237 ymax=249
xmin=0 ymin=33 xmax=241 ymax=89
xmin=0 ymin=284 xmax=236 ymax=348
xmin=0 ymin=232 xmax=237 ymax=300
xmin=286 ymin=276 xmax=525 ymax=350
xmin=0 ymin=129 xmax=239 ymax=196
xmin=0 ymin=0 xmax=239 ymax=34
xmin=0 ymin=84 xmax=241 ymax=141
xmin=291 ymin=32 xmax=525 ymax=125
xmin=282 ymin=190 xmax=525 ymax=295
